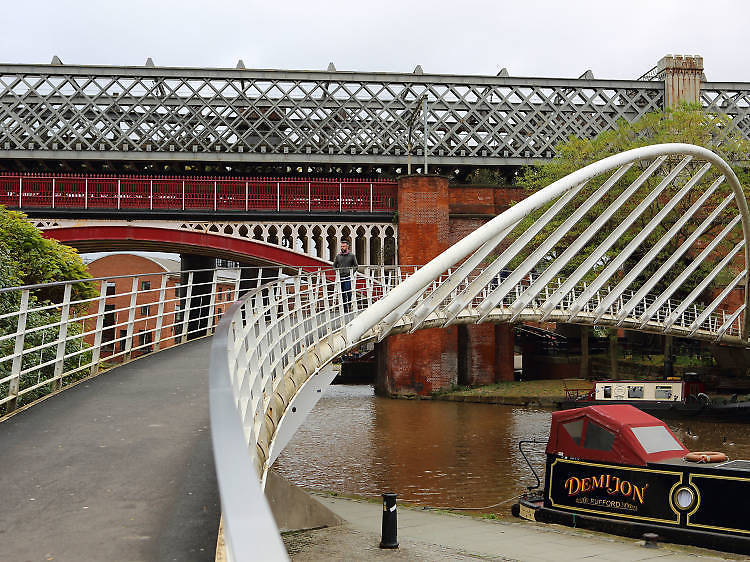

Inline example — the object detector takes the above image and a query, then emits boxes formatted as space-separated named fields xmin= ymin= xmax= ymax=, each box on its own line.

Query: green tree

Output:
xmin=509 ymin=104 xmax=750 ymax=298
xmin=0 ymin=211 xmax=96 ymax=410
xmin=0 ymin=206 xmax=96 ymax=303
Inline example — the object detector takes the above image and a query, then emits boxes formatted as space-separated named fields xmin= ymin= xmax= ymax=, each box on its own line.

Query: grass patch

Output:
xmin=433 ymin=379 xmax=568 ymax=399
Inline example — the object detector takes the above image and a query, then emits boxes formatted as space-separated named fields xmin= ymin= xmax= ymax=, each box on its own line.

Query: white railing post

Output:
xmin=117 ymin=178 xmax=121 ymax=209
xmin=182 ymin=180 xmax=186 ymax=210
xmin=52 ymin=177 xmax=56 ymax=209
xmin=245 ymin=181 xmax=249 ymax=212
xmin=52 ymin=284 xmax=72 ymax=391
xmin=90 ymin=282 xmax=108 ymax=376
xmin=214 ymin=180 xmax=218 ymax=211
xmin=370 ymin=182 xmax=373 ymax=212
xmin=181 ymin=272 xmax=194 ymax=343
xmin=308 ymin=181 xmax=312 ymax=212
xmin=293 ymin=275 xmax=304 ymax=352
xmin=276 ymin=181 xmax=281 ymax=212
xmin=207 ymin=270 xmax=219 ymax=334
xmin=125 ymin=277 xmax=138 ymax=360
xmin=85 ymin=177 xmax=88 ymax=209
xmin=339 ymin=181 xmax=342 ymax=212
xmin=154 ymin=273 xmax=168 ymax=351
xmin=6 ymin=289 xmax=30 ymax=412
xmin=150 ymin=179 xmax=153 ymax=210
xmin=233 ymin=268 xmax=242 ymax=303
xmin=18 ymin=176 xmax=22 ymax=207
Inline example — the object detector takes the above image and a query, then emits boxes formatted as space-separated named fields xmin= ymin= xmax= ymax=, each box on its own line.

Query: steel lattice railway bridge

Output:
xmin=1 ymin=55 xmax=749 ymax=175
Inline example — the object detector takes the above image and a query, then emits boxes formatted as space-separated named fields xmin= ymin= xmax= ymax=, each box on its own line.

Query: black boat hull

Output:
xmin=532 ymin=454 xmax=750 ymax=555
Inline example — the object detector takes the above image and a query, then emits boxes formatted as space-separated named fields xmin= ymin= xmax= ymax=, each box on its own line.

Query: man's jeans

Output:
xmin=341 ymin=277 xmax=352 ymax=312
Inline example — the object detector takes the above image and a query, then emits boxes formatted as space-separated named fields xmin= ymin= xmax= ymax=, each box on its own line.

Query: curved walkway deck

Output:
xmin=0 ymin=338 xmax=220 ymax=562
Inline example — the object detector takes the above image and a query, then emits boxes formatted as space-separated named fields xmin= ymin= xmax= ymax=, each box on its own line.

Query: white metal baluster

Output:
xmin=125 ymin=277 xmax=138 ymax=361
xmin=51 ymin=284 xmax=73 ymax=390
xmin=154 ymin=273 xmax=168 ymax=351
xmin=180 ymin=272 xmax=194 ymax=344
xmin=207 ymin=270 xmax=219 ymax=334
xmin=6 ymin=290 xmax=29 ymax=412
xmin=90 ymin=281 xmax=108 ymax=375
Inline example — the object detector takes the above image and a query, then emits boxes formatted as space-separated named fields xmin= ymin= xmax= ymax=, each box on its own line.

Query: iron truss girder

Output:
xmin=0 ymin=64 xmax=666 ymax=164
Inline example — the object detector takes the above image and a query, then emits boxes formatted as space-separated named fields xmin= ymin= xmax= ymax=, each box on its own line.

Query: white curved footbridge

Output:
xmin=210 ymin=144 xmax=750 ymax=560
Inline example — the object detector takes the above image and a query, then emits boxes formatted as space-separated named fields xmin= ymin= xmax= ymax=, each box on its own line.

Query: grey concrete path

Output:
xmin=0 ymin=338 xmax=220 ymax=562
xmin=313 ymin=495 xmax=733 ymax=561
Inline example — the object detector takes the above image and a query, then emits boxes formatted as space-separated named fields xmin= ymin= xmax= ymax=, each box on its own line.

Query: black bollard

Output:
xmin=380 ymin=492 xmax=399 ymax=549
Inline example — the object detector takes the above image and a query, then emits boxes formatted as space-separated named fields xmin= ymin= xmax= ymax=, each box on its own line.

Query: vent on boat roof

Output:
xmin=716 ymin=460 xmax=750 ymax=470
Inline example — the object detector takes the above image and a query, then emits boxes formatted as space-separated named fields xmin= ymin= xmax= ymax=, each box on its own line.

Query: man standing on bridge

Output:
xmin=333 ymin=240 xmax=358 ymax=312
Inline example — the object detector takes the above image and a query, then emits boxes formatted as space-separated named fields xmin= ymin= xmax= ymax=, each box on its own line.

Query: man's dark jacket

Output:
xmin=333 ymin=252 xmax=358 ymax=278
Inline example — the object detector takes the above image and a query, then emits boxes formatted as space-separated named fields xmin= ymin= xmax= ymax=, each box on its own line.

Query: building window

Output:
xmin=141 ymin=281 xmax=151 ymax=291
xmin=141 ymin=305 xmax=150 ymax=316
xmin=103 ymin=304 xmax=116 ymax=350
xmin=119 ymin=329 xmax=128 ymax=352
xmin=138 ymin=331 xmax=153 ymax=353
xmin=105 ymin=282 xmax=116 ymax=296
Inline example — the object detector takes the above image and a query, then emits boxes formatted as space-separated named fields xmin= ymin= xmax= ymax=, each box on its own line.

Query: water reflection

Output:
xmin=273 ymin=385 xmax=750 ymax=513
xmin=274 ymin=385 xmax=551 ymax=511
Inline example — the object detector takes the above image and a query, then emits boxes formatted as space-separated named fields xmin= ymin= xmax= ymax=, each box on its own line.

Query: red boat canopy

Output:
xmin=546 ymin=405 xmax=688 ymax=466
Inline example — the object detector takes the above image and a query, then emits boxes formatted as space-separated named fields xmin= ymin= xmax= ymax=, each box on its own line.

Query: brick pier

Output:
xmin=376 ymin=175 xmax=517 ymax=396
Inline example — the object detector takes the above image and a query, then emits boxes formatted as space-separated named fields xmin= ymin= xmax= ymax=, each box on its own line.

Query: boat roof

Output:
xmin=546 ymin=404 xmax=689 ymax=466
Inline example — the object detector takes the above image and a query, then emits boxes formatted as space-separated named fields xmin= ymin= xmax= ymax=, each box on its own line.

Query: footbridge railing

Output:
xmin=210 ymin=144 xmax=750 ymax=560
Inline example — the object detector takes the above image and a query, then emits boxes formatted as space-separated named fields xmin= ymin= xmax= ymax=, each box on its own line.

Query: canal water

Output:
xmin=273 ymin=385 xmax=750 ymax=514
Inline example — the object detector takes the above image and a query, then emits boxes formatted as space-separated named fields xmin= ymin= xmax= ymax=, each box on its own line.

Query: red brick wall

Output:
xmin=382 ymin=327 xmax=458 ymax=395
xmin=495 ymin=324 xmax=515 ymax=382
xmin=449 ymin=185 xmax=521 ymax=215
xmin=397 ymin=175 xmax=451 ymax=265
xmin=463 ymin=324 xmax=496 ymax=386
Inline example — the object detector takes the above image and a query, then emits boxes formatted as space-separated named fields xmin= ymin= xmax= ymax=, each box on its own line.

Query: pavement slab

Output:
xmin=311 ymin=495 xmax=735 ymax=561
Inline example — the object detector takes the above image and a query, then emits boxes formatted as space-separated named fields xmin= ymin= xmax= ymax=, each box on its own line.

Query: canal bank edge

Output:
xmin=384 ymin=379 xmax=568 ymax=407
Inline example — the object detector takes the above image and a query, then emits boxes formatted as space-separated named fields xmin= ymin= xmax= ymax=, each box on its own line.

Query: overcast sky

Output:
xmin=1 ymin=0 xmax=748 ymax=81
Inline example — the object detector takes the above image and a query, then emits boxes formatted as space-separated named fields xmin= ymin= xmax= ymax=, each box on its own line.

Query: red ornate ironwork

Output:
xmin=0 ymin=174 xmax=397 ymax=213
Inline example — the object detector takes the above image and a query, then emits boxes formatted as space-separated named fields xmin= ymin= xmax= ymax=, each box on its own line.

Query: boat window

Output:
xmin=631 ymin=425 xmax=683 ymax=454
xmin=584 ymin=422 xmax=616 ymax=451
xmin=602 ymin=385 xmax=612 ymax=399
xmin=654 ymin=385 xmax=672 ymax=400
xmin=627 ymin=385 xmax=644 ymax=399
xmin=562 ymin=419 xmax=584 ymax=445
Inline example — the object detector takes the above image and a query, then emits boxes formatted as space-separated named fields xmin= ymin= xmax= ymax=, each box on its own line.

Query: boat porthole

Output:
xmin=672 ymin=486 xmax=697 ymax=511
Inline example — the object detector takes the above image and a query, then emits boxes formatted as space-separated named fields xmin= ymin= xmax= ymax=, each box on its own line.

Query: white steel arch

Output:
xmin=209 ymin=143 xmax=750 ymax=560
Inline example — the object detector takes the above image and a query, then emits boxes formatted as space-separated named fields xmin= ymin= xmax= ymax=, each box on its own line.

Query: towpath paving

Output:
xmin=308 ymin=495 xmax=735 ymax=561
xmin=0 ymin=338 xmax=220 ymax=562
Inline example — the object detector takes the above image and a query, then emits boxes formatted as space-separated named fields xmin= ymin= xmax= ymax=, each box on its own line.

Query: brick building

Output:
xmin=85 ymin=254 xmax=237 ymax=361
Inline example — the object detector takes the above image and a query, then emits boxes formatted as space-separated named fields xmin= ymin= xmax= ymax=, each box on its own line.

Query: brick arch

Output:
xmin=42 ymin=225 xmax=332 ymax=269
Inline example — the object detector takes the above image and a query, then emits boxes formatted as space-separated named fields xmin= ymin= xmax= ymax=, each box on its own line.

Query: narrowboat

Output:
xmin=559 ymin=378 xmax=750 ymax=419
xmin=513 ymin=404 xmax=750 ymax=554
